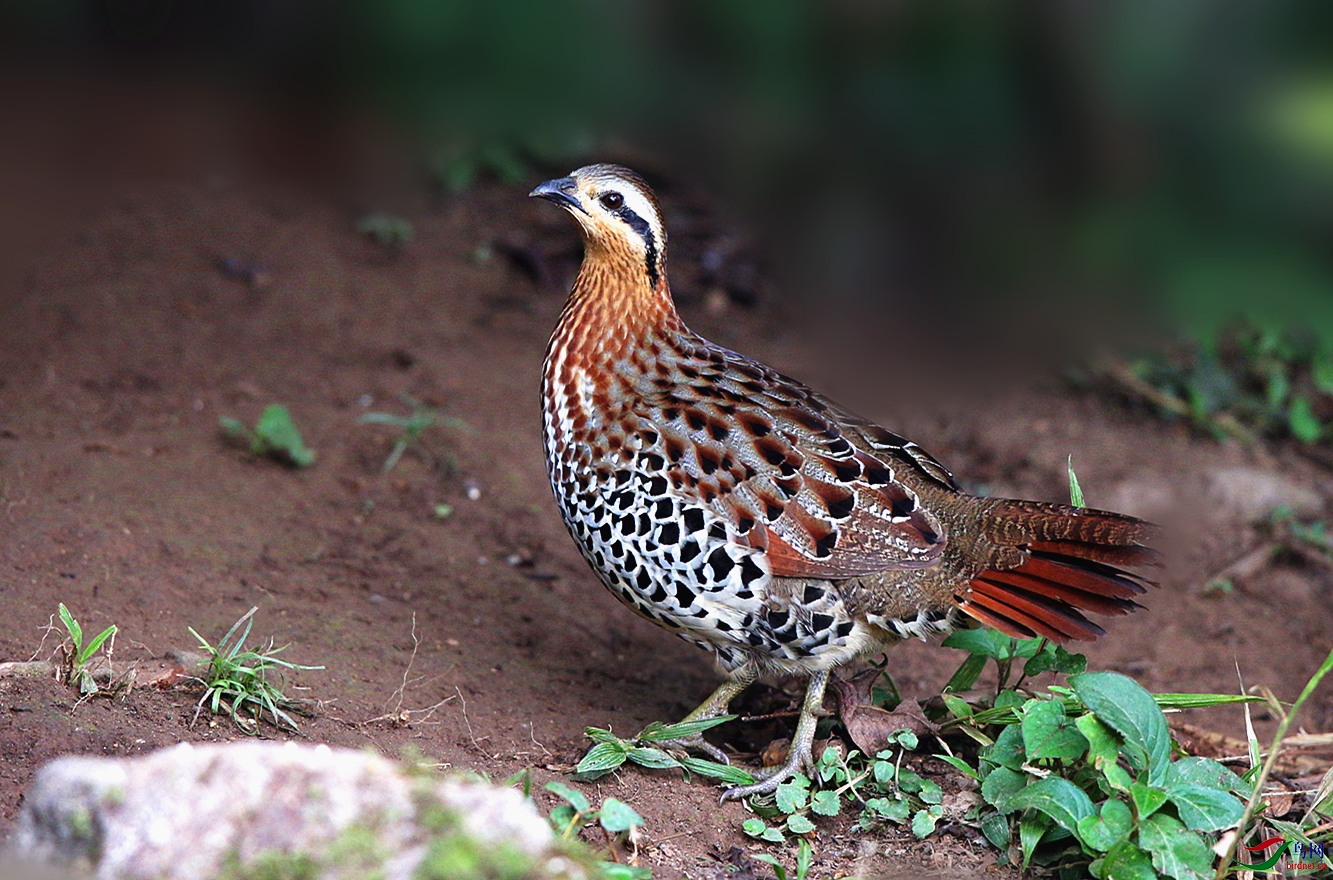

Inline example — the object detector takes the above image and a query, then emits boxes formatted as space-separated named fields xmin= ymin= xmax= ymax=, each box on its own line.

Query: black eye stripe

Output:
xmin=609 ymin=202 xmax=660 ymax=288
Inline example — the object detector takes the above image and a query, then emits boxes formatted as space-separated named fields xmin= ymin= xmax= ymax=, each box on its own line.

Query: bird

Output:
xmin=531 ymin=164 xmax=1157 ymax=800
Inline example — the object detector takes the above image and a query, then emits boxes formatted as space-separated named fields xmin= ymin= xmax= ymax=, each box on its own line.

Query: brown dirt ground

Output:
xmin=1 ymin=92 xmax=1331 ymax=880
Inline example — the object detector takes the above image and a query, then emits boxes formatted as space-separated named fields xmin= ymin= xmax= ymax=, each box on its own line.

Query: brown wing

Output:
xmin=624 ymin=338 xmax=948 ymax=577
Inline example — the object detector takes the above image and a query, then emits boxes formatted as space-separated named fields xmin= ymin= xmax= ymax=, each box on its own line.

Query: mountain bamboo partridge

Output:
xmin=532 ymin=164 xmax=1156 ymax=800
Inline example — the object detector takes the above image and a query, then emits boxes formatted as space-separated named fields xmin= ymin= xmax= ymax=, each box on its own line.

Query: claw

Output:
xmin=720 ymin=741 xmax=813 ymax=801
xmin=720 ymin=669 xmax=830 ymax=802
xmin=659 ymin=733 xmax=730 ymax=765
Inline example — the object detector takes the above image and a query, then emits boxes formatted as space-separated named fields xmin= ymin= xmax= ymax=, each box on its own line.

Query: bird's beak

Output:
xmin=529 ymin=177 xmax=586 ymax=214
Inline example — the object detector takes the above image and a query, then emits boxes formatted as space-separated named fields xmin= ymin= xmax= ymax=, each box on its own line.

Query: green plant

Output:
xmin=963 ymin=671 xmax=1248 ymax=877
xmin=731 ymin=626 xmax=1266 ymax=878
xmin=188 ymin=606 xmax=323 ymax=733
xmin=359 ymin=400 xmax=462 ymax=474
xmin=1100 ymin=319 xmax=1333 ymax=447
xmin=356 ymin=212 xmax=414 ymax=248
xmin=1067 ymin=455 xmax=1086 ymax=508
xmin=751 ymin=838 xmax=813 ymax=880
xmin=220 ymin=404 xmax=316 ymax=468
xmin=1215 ymin=646 xmax=1333 ymax=878
xmin=740 ymin=729 xmax=945 ymax=845
xmin=573 ymin=717 xmax=755 ymax=788
xmin=544 ymin=782 xmax=650 ymax=880
xmin=55 ymin=603 xmax=117 ymax=695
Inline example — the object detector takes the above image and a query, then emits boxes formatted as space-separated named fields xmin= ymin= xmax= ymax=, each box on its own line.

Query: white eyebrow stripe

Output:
xmin=617 ymin=186 xmax=664 ymax=253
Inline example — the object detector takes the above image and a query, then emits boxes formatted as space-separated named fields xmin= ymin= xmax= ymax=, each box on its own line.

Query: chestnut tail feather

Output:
xmin=961 ymin=500 xmax=1158 ymax=644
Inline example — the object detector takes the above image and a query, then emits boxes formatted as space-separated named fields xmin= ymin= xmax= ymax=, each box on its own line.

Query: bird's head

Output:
xmin=530 ymin=164 xmax=666 ymax=289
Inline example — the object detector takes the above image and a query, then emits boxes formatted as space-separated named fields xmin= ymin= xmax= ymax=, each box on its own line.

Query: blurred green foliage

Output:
xmin=5 ymin=0 xmax=1333 ymax=441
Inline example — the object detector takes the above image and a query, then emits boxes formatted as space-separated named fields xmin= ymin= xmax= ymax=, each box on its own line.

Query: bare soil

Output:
xmin=1 ymin=94 xmax=1330 ymax=880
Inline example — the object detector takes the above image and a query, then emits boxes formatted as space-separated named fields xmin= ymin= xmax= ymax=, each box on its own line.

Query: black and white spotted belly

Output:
xmin=547 ymin=448 xmax=867 ymax=670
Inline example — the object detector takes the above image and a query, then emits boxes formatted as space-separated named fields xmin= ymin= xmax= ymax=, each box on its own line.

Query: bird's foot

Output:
xmin=719 ymin=739 xmax=814 ymax=802
xmin=720 ymin=669 xmax=830 ymax=802
xmin=657 ymin=734 xmax=731 ymax=765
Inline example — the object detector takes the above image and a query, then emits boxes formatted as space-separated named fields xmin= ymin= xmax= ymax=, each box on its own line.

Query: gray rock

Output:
xmin=6 ymin=742 xmax=591 ymax=880
xmin=1204 ymin=467 xmax=1326 ymax=522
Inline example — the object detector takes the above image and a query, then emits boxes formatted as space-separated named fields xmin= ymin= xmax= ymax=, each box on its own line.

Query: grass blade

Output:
xmin=57 ymin=604 xmax=82 ymax=651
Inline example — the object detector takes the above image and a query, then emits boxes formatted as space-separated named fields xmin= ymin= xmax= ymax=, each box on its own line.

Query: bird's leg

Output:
xmin=721 ymin=669 xmax=830 ymax=801
xmin=656 ymin=660 xmax=759 ymax=765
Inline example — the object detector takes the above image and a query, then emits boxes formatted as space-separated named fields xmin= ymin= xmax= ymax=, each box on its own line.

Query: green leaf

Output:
xmin=574 ymin=742 xmax=628 ymax=779
xmin=785 ymin=813 xmax=816 ymax=834
xmin=1069 ymin=672 xmax=1170 ymax=784
xmin=941 ymin=693 xmax=975 ymax=722
xmin=1075 ymin=714 xmax=1132 ymax=791
xmin=751 ymin=854 xmax=788 ymax=878
xmin=896 ymin=768 xmax=924 ymax=794
xmin=637 ymin=715 xmax=736 ymax=742
xmin=980 ymin=810 xmax=1010 ymax=850
xmin=982 ymin=724 xmax=1026 ymax=772
xmin=1163 ymin=757 xmax=1246 ymax=795
xmin=911 ymin=808 xmax=939 ymax=838
xmin=1018 ymin=812 xmax=1050 ymax=867
xmin=795 ymin=839 xmax=813 ymax=879
xmin=502 ymin=769 xmax=531 ymax=795
xmin=981 ymin=767 xmax=1028 ymax=811
xmin=57 ymin=604 xmax=81 ymax=650
xmin=254 ymin=404 xmax=315 ymax=467
xmin=1003 ymin=777 xmax=1095 ymax=836
xmin=601 ymin=864 xmax=652 ymax=880
xmin=627 ymin=747 xmax=681 ymax=770
xmin=775 ymin=777 xmax=810 ymax=814
xmin=584 ymin=726 xmax=622 ymax=745
xmin=815 ymin=752 xmax=844 ymax=785
xmin=1137 ymin=812 xmax=1214 ymax=880
xmin=80 ymin=625 xmax=117 ymax=664
xmin=893 ymin=730 xmax=919 ymax=750
xmin=810 ymin=790 xmax=841 ymax=817
xmin=549 ymin=804 xmax=579 ymax=835
xmin=741 ymin=818 xmax=768 ymax=838
xmin=545 ymin=781 xmax=590 ymax=814
xmin=677 ymin=757 xmax=754 ymax=786
xmin=942 ymin=629 xmax=1014 ymax=660
xmin=1012 ymin=637 xmax=1046 ymax=658
xmin=1266 ymin=367 xmax=1291 ymax=413
xmin=1099 ymin=840 xmax=1158 ymax=880
xmin=943 ymin=654 xmax=988 ymax=694
xmin=1021 ymin=699 xmax=1090 ymax=761
xmin=218 ymin=416 xmax=246 ymax=438
xmin=1314 ymin=354 xmax=1333 ymax=395
xmin=1289 ymin=394 xmax=1323 ymax=443
xmin=598 ymin=798 xmax=644 ymax=833
xmin=1164 ymin=783 xmax=1246 ymax=832
xmin=1076 ymin=798 xmax=1132 ymax=852
xmin=1129 ymin=783 xmax=1168 ymax=820
xmin=872 ymin=759 xmax=895 ymax=785
xmin=865 ymin=796 xmax=911 ymax=823
xmin=1068 ymin=456 xmax=1085 ymax=507
xmin=918 ymin=778 xmax=943 ymax=805
xmin=1023 ymin=643 xmax=1087 ymax=678
xmin=934 ymin=753 xmax=979 ymax=781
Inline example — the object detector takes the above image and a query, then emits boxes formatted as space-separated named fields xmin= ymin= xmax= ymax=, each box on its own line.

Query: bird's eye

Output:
xmin=599 ymin=192 xmax=624 ymax=210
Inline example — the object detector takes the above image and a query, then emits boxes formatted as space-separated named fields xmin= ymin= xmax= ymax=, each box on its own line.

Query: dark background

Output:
xmin=6 ymin=0 xmax=1333 ymax=339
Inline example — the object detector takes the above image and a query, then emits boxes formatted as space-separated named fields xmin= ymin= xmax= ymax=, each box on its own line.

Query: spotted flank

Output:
xmin=867 ymin=605 xmax=961 ymax=641
xmin=543 ymin=411 xmax=876 ymax=671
